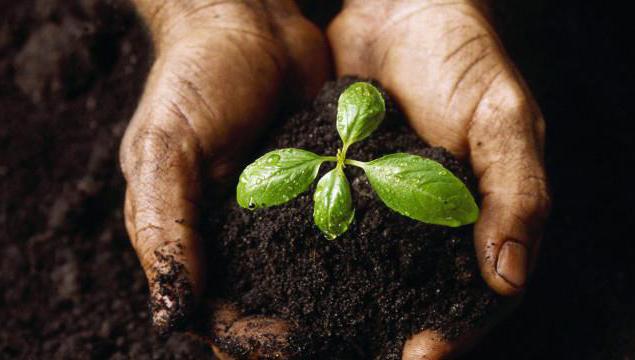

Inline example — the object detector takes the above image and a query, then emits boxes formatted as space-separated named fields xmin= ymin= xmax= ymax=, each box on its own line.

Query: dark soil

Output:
xmin=207 ymin=78 xmax=498 ymax=359
xmin=2 ymin=1 xmax=635 ymax=360
xmin=0 ymin=0 xmax=212 ymax=358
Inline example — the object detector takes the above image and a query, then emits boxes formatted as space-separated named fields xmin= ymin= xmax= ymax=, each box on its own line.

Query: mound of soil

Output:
xmin=208 ymin=78 xmax=499 ymax=359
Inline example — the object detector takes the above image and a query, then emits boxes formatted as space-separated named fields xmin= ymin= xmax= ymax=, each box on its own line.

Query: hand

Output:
xmin=328 ymin=0 xmax=550 ymax=358
xmin=119 ymin=0 xmax=328 ymax=353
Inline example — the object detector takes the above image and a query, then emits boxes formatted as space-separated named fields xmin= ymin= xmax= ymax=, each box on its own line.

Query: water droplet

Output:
xmin=266 ymin=154 xmax=281 ymax=165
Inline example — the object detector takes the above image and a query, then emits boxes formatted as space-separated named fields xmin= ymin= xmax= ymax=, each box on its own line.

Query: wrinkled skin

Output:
xmin=119 ymin=0 xmax=550 ymax=358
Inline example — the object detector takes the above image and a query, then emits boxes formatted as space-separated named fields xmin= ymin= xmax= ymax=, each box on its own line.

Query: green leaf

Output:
xmin=237 ymin=148 xmax=324 ymax=209
xmin=336 ymin=82 xmax=386 ymax=146
xmin=313 ymin=167 xmax=355 ymax=240
xmin=363 ymin=153 xmax=479 ymax=227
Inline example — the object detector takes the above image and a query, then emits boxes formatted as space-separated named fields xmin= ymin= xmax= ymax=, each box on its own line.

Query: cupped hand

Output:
xmin=329 ymin=0 xmax=550 ymax=358
xmin=119 ymin=0 xmax=328 ymax=356
xmin=121 ymin=0 xmax=550 ymax=358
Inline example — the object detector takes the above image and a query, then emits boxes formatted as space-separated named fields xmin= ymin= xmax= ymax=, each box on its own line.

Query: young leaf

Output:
xmin=336 ymin=82 xmax=386 ymax=147
xmin=363 ymin=153 xmax=479 ymax=227
xmin=313 ymin=167 xmax=355 ymax=240
xmin=237 ymin=148 xmax=324 ymax=209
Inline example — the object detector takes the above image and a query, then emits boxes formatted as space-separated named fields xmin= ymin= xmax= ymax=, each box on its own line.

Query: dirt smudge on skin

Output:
xmin=149 ymin=249 xmax=195 ymax=337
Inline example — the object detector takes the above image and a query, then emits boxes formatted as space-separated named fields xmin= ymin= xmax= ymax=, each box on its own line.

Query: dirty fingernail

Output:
xmin=496 ymin=241 xmax=527 ymax=288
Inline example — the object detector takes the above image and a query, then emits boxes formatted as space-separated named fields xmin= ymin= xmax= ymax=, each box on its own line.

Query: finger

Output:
xmin=404 ymin=328 xmax=502 ymax=360
xmin=193 ymin=301 xmax=295 ymax=360
xmin=405 ymin=292 xmax=524 ymax=359
xmin=271 ymin=2 xmax=331 ymax=101
xmin=402 ymin=328 xmax=490 ymax=360
xmin=121 ymin=116 xmax=204 ymax=336
xmin=469 ymin=75 xmax=550 ymax=295
xmin=403 ymin=330 xmax=454 ymax=360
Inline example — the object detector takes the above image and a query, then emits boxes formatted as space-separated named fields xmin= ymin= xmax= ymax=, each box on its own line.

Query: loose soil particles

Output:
xmin=207 ymin=78 xmax=499 ymax=359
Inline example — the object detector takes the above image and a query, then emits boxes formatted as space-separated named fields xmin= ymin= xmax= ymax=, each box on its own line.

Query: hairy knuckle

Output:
xmin=493 ymin=84 xmax=529 ymax=123
xmin=470 ymin=83 xmax=542 ymax=154
xmin=132 ymin=127 xmax=176 ymax=172
xmin=514 ymin=175 xmax=551 ymax=220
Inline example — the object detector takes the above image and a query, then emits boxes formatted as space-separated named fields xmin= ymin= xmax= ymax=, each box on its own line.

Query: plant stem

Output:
xmin=337 ymin=144 xmax=350 ymax=167
xmin=341 ymin=143 xmax=350 ymax=160
xmin=321 ymin=156 xmax=337 ymax=162
xmin=344 ymin=159 xmax=367 ymax=169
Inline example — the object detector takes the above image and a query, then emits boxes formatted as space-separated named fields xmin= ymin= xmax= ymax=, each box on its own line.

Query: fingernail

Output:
xmin=496 ymin=240 xmax=528 ymax=288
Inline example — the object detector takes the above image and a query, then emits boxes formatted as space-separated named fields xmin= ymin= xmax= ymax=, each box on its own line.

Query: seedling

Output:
xmin=237 ymin=82 xmax=479 ymax=239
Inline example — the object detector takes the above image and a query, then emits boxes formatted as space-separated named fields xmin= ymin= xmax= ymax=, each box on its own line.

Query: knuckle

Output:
xmin=473 ymin=76 xmax=527 ymax=126
xmin=125 ymin=123 xmax=198 ymax=181
xmin=500 ymin=83 xmax=529 ymax=115
xmin=119 ymin=125 xmax=174 ymax=179
xmin=138 ymin=129 xmax=175 ymax=176
xmin=486 ymin=83 xmax=529 ymax=125
xmin=512 ymin=175 xmax=551 ymax=222
xmin=471 ymin=79 xmax=546 ymax=152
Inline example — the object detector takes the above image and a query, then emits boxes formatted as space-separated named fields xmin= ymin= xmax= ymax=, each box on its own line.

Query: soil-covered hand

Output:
xmin=329 ymin=0 xmax=550 ymax=358
xmin=119 ymin=0 xmax=328 ymax=355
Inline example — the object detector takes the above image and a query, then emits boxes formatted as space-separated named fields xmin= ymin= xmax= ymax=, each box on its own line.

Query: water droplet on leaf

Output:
xmin=266 ymin=154 xmax=281 ymax=164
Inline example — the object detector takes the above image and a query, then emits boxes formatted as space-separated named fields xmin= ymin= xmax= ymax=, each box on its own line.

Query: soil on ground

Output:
xmin=0 ymin=1 xmax=212 ymax=358
xmin=208 ymin=78 xmax=498 ymax=359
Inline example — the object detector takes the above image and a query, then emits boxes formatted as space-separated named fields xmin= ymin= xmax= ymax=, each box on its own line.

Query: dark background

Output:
xmin=1 ymin=0 xmax=633 ymax=358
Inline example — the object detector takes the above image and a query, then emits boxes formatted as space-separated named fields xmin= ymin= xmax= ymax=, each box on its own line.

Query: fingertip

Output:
xmin=124 ymin=191 xmax=197 ymax=335
xmin=121 ymin=144 xmax=204 ymax=336
xmin=205 ymin=302 xmax=295 ymax=360
xmin=474 ymin=192 xmax=537 ymax=296
xmin=148 ymin=249 xmax=197 ymax=337
xmin=478 ymin=239 xmax=528 ymax=296
xmin=402 ymin=330 xmax=453 ymax=360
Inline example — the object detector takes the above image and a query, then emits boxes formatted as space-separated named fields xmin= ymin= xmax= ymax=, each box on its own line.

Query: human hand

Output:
xmin=119 ymin=0 xmax=328 ymax=354
xmin=328 ymin=0 xmax=550 ymax=358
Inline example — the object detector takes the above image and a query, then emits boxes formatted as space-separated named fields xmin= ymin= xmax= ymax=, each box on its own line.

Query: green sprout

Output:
xmin=236 ymin=82 xmax=479 ymax=240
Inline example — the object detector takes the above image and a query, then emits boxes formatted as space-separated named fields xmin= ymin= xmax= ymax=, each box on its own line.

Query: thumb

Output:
xmin=469 ymin=77 xmax=550 ymax=296
xmin=121 ymin=103 xmax=204 ymax=336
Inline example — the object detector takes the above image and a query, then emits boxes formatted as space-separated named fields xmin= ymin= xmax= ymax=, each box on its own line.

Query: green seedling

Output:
xmin=237 ymin=82 xmax=479 ymax=239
